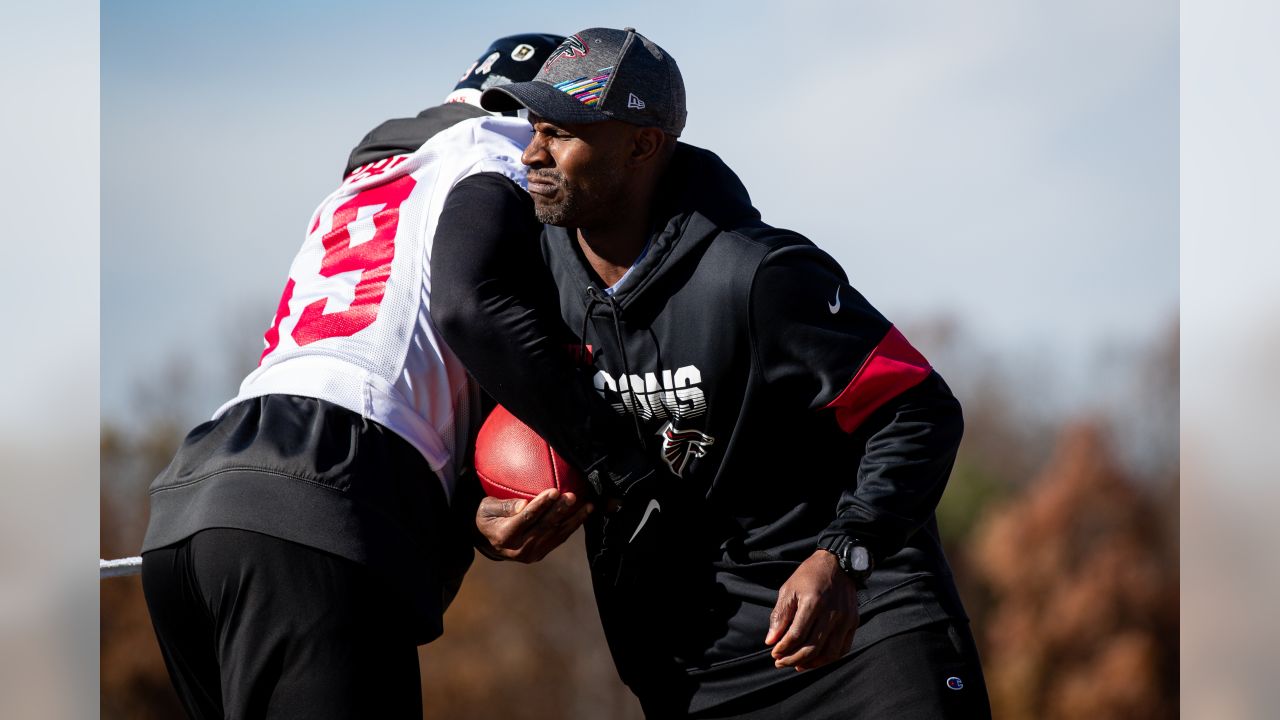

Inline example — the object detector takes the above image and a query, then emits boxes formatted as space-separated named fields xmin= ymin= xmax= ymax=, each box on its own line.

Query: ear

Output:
xmin=627 ymin=126 xmax=667 ymax=167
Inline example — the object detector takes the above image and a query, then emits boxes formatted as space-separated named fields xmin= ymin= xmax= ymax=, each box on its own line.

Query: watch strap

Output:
xmin=816 ymin=535 xmax=874 ymax=584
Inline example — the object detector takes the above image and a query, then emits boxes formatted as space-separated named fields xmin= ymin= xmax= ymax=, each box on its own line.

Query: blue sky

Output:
xmin=101 ymin=0 xmax=1177 ymax=427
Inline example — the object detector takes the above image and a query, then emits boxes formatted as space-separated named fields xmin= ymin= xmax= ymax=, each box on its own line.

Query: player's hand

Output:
xmin=765 ymin=549 xmax=860 ymax=672
xmin=476 ymin=489 xmax=593 ymax=563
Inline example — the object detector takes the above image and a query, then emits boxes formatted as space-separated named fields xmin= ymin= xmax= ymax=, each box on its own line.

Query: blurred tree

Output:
xmin=908 ymin=315 xmax=1057 ymax=491
xmin=970 ymin=423 xmax=1178 ymax=719
xmin=1103 ymin=321 xmax=1178 ymax=485
xmin=100 ymin=422 xmax=188 ymax=719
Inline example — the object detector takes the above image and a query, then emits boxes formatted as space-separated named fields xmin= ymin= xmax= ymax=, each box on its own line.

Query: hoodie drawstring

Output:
xmin=583 ymin=285 xmax=647 ymax=448
xmin=580 ymin=286 xmax=600 ymax=369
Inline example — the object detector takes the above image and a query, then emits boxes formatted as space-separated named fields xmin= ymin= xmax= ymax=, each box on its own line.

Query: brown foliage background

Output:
xmin=100 ymin=324 xmax=1178 ymax=718
xmin=970 ymin=426 xmax=1178 ymax=719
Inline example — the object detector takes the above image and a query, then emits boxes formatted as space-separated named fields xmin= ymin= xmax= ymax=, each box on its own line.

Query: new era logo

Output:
xmin=627 ymin=92 xmax=646 ymax=110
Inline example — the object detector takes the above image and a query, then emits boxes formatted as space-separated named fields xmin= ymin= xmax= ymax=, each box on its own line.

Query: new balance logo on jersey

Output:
xmin=659 ymin=422 xmax=715 ymax=477
xmin=594 ymin=364 xmax=706 ymax=421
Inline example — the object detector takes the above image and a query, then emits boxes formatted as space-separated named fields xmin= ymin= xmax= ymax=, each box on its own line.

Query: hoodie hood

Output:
xmin=658 ymin=142 xmax=763 ymax=232
xmin=544 ymin=142 xmax=763 ymax=313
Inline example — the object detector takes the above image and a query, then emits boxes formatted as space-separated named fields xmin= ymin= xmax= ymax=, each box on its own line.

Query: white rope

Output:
xmin=101 ymin=556 xmax=143 ymax=579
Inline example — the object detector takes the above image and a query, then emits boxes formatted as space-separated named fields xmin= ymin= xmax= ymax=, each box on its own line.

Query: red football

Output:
xmin=475 ymin=404 xmax=586 ymax=501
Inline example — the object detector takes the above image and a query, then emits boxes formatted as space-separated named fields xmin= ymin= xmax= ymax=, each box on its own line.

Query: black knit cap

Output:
xmin=479 ymin=27 xmax=687 ymax=136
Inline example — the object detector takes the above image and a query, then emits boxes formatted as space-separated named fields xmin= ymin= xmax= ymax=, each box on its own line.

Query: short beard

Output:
xmin=531 ymin=170 xmax=581 ymax=226
xmin=530 ymin=166 xmax=627 ymax=228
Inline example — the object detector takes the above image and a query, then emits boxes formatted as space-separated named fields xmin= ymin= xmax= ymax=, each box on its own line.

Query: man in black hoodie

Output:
xmin=476 ymin=28 xmax=992 ymax=719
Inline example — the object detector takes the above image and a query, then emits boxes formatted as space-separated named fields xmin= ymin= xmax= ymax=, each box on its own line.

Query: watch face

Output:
xmin=849 ymin=545 xmax=871 ymax=573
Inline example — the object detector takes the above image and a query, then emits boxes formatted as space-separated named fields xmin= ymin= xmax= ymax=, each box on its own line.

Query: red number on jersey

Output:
xmin=259 ymin=173 xmax=418 ymax=363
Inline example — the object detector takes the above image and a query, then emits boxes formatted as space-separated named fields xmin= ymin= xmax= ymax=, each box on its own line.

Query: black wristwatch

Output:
xmin=817 ymin=536 xmax=874 ymax=585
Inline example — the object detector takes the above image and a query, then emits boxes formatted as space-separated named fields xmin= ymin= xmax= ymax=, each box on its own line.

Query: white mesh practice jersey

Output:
xmin=217 ymin=115 xmax=534 ymax=501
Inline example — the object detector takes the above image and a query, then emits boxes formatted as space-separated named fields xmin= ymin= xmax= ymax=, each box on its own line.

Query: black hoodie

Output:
xmin=541 ymin=144 xmax=970 ymax=714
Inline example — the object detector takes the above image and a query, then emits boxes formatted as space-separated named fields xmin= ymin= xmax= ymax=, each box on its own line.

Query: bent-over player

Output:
xmin=140 ymin=33 xmax=646 ymax=719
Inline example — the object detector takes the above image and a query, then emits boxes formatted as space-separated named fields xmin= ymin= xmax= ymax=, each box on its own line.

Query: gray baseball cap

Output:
xmin=480 ymin=27 xmax=687 ymax=137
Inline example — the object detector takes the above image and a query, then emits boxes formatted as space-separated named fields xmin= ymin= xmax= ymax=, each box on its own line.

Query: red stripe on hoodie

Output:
xmin=825 ymin=326 xmax=931 ymax=433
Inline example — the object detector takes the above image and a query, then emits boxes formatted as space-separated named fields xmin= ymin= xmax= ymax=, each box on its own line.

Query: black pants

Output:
xmin=693 ymin=621 xmax=992 ymax=720
xmin=142 ymin=528 xmax=423 ymax=720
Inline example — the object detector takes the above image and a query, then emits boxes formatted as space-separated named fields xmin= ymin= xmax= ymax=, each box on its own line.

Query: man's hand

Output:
xmin=476 ymin=489 xmax=593 ymax=563
xmin=765 ymin=549 xmax=860 ymax=671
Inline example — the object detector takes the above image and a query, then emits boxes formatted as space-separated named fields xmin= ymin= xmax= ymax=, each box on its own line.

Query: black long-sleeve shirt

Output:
xmin=429 ymin=173 xmax=653 ymax=487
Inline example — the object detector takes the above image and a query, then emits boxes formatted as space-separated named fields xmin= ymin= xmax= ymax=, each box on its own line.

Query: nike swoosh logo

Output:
xmin=629 ymin=499 xmax=662 ymax=544
xmin=828 ymin=286 xmax=841 ymax=314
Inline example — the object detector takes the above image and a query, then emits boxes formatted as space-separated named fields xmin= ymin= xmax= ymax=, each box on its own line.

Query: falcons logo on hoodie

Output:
xmin=659 ymin=421 xmax=715 ymax=477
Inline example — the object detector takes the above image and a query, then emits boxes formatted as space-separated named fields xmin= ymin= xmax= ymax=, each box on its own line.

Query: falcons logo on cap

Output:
xmin=658 ymin=421 xmax=715 ymax=477
xmin=543 ymin=34 xmax=589 ymax=71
